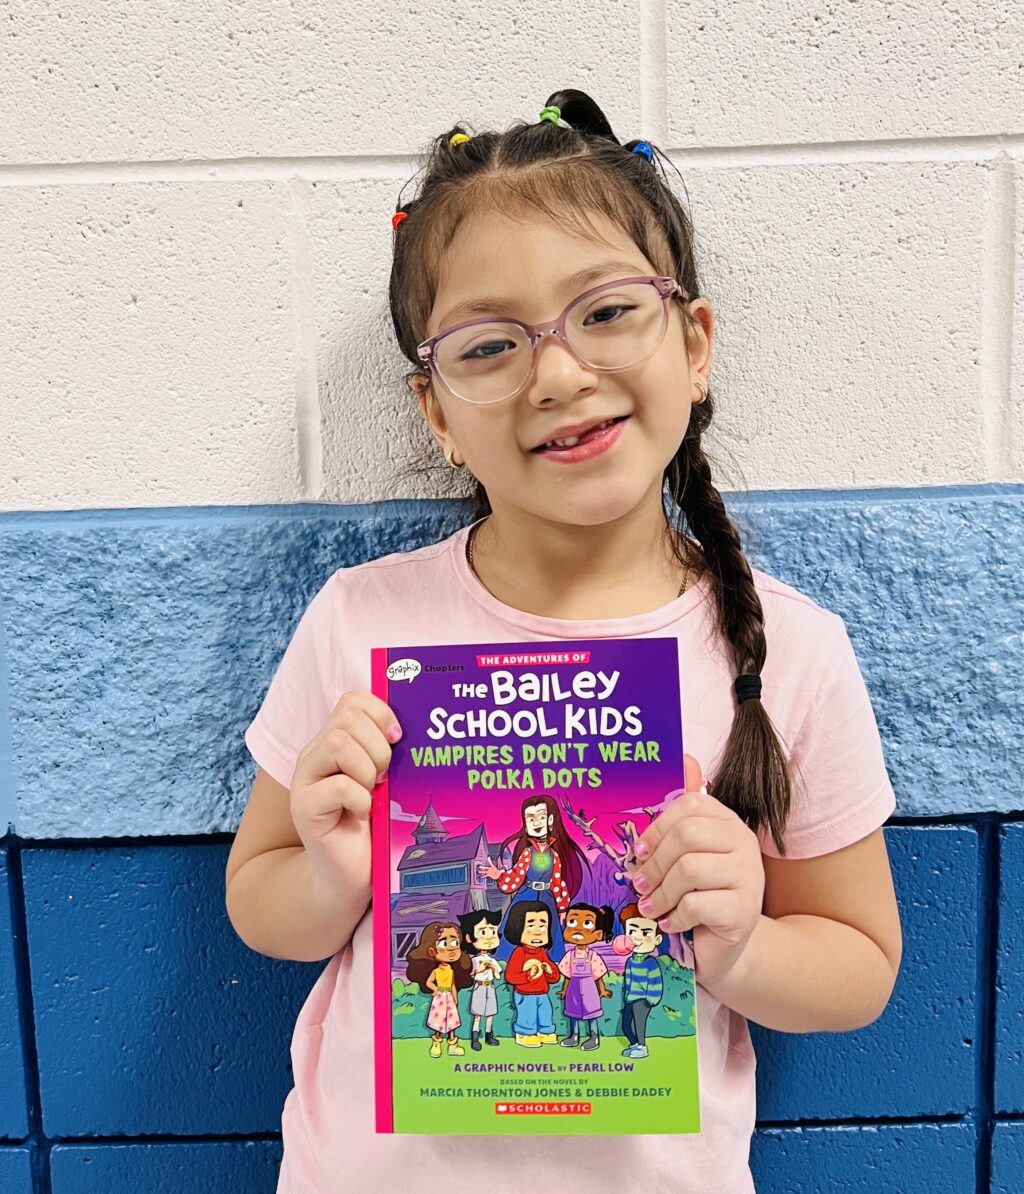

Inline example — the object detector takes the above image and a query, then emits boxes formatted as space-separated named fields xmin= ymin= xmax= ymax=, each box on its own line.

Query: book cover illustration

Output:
xmin=370 ymin=638 xmax=699 ymax=1135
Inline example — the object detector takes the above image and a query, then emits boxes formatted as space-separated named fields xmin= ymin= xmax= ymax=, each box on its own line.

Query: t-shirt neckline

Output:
xmin=450 ymin=516 xmax=712 ymax=638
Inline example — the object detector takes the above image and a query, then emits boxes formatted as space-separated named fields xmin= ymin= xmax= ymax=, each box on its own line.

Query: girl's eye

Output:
xmin=460 ymin=338 xmax=516 ymax=361
xmin=584 ymin=303 xmax=634 ymax=326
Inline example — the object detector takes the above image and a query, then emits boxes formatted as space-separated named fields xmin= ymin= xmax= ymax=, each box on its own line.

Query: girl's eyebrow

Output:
xmin=435 ymin=258 xmax=643 ymax=329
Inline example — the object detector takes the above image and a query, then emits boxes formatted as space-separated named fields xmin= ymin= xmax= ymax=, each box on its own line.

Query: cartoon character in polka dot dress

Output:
xmin=480 ymin=795 xmax=590 ymax=962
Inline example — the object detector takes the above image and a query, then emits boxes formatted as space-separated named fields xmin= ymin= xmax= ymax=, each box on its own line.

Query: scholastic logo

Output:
xmin=495 ymin=1102 xmax=592 ymax=1115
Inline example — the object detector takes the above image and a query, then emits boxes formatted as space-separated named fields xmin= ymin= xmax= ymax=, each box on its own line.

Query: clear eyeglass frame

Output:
xmin=416 ymin=275 xmax=690 ymax=405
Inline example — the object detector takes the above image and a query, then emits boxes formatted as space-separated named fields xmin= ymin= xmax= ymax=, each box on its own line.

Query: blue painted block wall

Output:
xmin=0 ymin=491 xmax=1020 ymax=1192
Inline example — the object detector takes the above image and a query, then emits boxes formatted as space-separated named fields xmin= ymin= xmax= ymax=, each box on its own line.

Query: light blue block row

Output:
xmin=0 ymin=488 xmax=1020 ymax=837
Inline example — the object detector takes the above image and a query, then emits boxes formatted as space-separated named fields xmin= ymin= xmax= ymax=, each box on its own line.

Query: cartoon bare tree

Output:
xmin=559 ymin=794 xmax=660 ymax=885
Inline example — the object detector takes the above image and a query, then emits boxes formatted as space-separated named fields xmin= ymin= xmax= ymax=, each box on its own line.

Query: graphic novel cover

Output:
xmin=370 ymin=638 xmax=699 ymax=1135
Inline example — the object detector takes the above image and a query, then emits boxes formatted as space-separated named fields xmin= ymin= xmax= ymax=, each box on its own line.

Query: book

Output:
xmin=370 ymin=637 xmax=699 ymax=1135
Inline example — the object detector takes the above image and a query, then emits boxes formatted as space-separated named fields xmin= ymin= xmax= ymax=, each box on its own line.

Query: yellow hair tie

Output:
xmin=449 ymin=132 xmax=470 ymax=146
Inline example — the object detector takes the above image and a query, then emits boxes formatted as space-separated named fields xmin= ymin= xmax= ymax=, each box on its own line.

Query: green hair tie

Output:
xmin=538 ymin=105 xmax=561 ymax=125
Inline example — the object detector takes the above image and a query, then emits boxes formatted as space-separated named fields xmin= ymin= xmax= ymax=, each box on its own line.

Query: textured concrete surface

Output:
xmin=996 ymin=823 xmax=1024 ymax=1114
xmin=751 ymin=1122 xmax=976 ymax=1193
xmin=0 ymin=490 xmax=1019 ymax=838
xmin=49 ymin=1142 xmax=283 ymax=1193
xmin=992 ymin=1122 xmax=1024 ymax=1194
xmin=0 ymin=850 xmax=28 ymax=1140
xmin=0 ymin=4 xmax=643 ymax=166
xmin=21 ymin=843 xmax=319 ymax=1137
xmin=666 ymin=3 xmax=1024 ymax=146
xmin=751 ymin=826 xmax=977 ymax=1120
xmin=0 ymin=1147 xmax=33 ymax=1194
xmin=0 ymin=181 xmax=300 ymax=510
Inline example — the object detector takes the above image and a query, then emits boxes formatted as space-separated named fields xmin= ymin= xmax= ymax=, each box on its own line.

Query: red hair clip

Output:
xmin=392 ymin=211 xmax=408 ymax=231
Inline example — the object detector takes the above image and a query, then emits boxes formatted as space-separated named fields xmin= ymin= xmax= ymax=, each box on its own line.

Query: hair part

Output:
xmin=388 ymin=87 xmax=793 ymax=853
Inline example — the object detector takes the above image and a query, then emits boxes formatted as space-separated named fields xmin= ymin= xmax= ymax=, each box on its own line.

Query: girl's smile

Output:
xmin=530 ymin=414 xmax=630 ymax=463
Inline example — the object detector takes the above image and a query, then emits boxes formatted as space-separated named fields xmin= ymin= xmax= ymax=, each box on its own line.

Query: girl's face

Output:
xmin=565 ymin=907 xmax=605 ymax=947
xmin=429 ymin=927 xmax=462 ymax=963
xmin=417 ymin=208 xmax=713 ymax=531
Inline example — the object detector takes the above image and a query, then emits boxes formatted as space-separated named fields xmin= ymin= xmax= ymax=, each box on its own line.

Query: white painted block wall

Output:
xmin=1 ymin=0 xmax=1021 ymax=511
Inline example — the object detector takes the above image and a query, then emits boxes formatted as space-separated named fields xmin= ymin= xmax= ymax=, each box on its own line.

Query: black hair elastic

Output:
xmin=734 ymin=674 xmax=762 ymax=703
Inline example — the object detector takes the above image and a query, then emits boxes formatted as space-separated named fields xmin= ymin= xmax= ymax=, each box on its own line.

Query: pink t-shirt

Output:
xmin=243 ymin=518 xmax=896 ymax=1194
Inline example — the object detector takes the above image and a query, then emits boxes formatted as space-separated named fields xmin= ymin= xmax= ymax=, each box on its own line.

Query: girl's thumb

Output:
xmin=683 ymin=753 xmax=705 ymax=794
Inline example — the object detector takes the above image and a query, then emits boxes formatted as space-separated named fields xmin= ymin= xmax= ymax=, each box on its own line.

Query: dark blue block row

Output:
xmin=9 ymin=824 xmax=988 ymax=1138
xmin=992 ymin=1122 xmax=1024 ymax=1194
xmin=0 ymin=849 xmax=29 ymax=1140
xmin=0 ymin=1146 xmax=33 ymax=1194
xmin=752 ymin=826 xmax=977 ymax=1120
xmin=751 ymin=1122 xmax=976 ymax=1193
xmin=997 ymin=825 xmax=1024 ymax=1114
xmin=1 ymin=490 xmax=1021 ymax=838
xmin=49 ymin=1141 xmax=282 ymax=1194
xmin=22 ymin=843 xmax=321 ymax=1137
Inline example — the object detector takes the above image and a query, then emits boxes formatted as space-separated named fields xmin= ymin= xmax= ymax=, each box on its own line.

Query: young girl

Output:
xmin=405 ymin=921 xmax=474 ymax=1058
xmin=227 ymin=88 xmax=902 ymax=1193
xmin=557 ymin=903 xmax=614 ymax=1050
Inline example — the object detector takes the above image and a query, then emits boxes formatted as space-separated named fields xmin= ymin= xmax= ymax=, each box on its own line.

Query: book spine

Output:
xmin=369 ymin=647 xmax=393 ymax=1133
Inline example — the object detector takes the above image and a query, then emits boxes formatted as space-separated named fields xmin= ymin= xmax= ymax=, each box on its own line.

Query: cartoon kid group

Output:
xmin=404 ymin=796 xmax=665 ymax=1061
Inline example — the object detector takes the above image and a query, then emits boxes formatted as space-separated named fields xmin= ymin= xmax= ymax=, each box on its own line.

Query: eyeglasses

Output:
xmin=416 ymin=275 xmax=689 ymax=405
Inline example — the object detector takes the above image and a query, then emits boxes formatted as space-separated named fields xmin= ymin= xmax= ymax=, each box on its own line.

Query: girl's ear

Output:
xmin=410 ymin=373 xmax=451 ymax=443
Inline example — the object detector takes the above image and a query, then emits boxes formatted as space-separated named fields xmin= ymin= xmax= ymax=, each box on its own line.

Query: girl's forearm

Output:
xmin=702 ymin=914 xmax=898 ymax=1033
xmin=226 ymin=846 xmax=369 ymax=963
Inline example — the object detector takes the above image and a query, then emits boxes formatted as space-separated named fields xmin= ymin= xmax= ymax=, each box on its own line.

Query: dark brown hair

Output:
xmin=387 ymin=88 xmax=792 ymax=854
xmin=497 ymin=795 xmax=590 ymax=900
xmin=405 ymin=920 xmax=474 ymax=994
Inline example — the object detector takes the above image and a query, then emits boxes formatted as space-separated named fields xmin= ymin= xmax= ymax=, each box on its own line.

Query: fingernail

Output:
xmin=637 ymin=898 xmax=653 ymax=916
xmin=634 ymin=841 xmax=650 ymax=860
xmin=633 ymin=874 xmax=651 ymax=895
xmin=657 ymin=918 xmax=673 ymax=932
xmin=387 ymin=725 xmax=402 ymax=743
xmin=376 ymin=771 xmax=387 ymax=785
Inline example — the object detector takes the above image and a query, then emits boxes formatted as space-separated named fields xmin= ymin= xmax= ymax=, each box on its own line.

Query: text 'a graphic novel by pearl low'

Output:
xmin=370 ymin=637 xmax=699 ymax=1136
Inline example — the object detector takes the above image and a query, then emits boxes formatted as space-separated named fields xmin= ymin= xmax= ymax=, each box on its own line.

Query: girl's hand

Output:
xmin=632 ymin=754 xmax=765 ymax=991
xmin=289 ymin=691 xmax=402 ymax=899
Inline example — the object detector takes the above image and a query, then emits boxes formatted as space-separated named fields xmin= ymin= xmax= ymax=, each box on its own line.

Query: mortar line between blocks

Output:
xmin=980 ymin=155 xmax=1018 ymax=482
xmin=974 ymin=819 xmax=1000 ymax=1193
xmin=288 ymin=177 xmax=323 ymax=501
xmin=639 ymin=0 xmax=669 ymax=147
xmin=5 ymin=848 xmax=53 ymax=1194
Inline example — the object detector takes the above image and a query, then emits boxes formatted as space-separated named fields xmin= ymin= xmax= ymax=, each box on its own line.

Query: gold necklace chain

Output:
xmin=466 ymin=520 xmax=692 ymax=598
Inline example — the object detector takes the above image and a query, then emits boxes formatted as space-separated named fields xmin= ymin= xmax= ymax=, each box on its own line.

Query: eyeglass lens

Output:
xmin=433 ymin=281 xmax=668 ymax=404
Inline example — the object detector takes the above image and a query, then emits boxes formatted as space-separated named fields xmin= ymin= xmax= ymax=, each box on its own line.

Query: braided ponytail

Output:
xmin=388 ymin=87 xmax=796 ymax=853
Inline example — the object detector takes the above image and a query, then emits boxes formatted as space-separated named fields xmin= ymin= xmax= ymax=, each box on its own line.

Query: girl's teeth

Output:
xmin=547 ymin=419 xmax=613 ymax=449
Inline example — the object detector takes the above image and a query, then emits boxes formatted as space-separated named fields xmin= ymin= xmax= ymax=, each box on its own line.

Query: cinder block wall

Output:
xmin=1 ymin=4 xmax=1022 ymax=1191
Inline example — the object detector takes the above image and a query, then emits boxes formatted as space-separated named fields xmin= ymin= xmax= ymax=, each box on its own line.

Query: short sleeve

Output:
xmin=761 ymin=613 xmax=897 ymax=860
xmin=244 ymin=573 xmax=340 ymax=790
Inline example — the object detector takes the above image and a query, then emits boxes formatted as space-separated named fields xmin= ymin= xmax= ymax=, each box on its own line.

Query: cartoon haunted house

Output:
xmin=390 ymin=801 xmax=509 ymax=970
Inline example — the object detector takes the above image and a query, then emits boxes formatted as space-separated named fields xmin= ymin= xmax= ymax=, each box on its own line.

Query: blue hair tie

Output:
xmin=631 ymin=141 xmax=653 ymax=162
